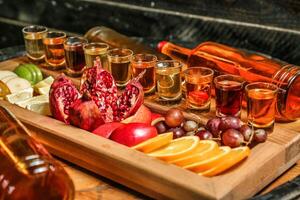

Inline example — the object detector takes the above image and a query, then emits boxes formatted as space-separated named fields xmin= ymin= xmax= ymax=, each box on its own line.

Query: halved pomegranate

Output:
xmin=80 ymin=60 xmax=118 ymax=123
xmin=80 ymin=60 xmax=144 ymax=122
xmin=69 ymin=93 xmax=105 ymax=131
xmin=49 ymin=74 xmax=80 ymax=124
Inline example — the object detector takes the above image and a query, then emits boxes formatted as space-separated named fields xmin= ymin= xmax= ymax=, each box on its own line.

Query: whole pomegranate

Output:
xmin=49 ymin=74 xmax=80 ymax=124
xmin=68 ymin=93 xmax=105 ymax=131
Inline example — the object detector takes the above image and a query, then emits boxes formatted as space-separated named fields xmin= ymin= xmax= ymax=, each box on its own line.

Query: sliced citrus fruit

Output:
xmin=0 ymin=80 xmax=11 ymax=98
xmin=132 ymin=132 xmax=173 ymax=153
xmin=169 ymin=140 xmax=219 ymax=167
xmin=183 ymin=146 xmax=231 ymax=173
xmin=199 ymin=146 xmax=250 ymax=177
xmin=147 ymin=136 xmax=199 ymax=161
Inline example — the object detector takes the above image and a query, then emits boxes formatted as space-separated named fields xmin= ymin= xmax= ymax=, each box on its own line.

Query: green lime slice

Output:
xmin=23 ymin=64 xmax=43 ymax=83
xmin=14 ymin=65 xmax=34 ymax=84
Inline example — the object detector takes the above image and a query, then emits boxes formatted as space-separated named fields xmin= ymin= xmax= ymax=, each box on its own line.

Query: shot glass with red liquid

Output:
xmin=184 ymin=67 xmax=214 ymax=112
xmin=64 ymin=37 xmax=87 ymax=77
xmin=214 ymin=74 xmax=245 ymax=118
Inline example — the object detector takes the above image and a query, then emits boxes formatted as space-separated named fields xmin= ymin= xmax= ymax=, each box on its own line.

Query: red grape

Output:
xmin=154 ymin=121 xmax=169 ymax=134
xmin=240 ymin=125 xmax=252 ymax=141
xmin=195 ymin=130 xmax=213 ymax=140
xmin=169 ymin=127 xmax=186 ymax=139
xmin=219 ymin=116 xmax=242 ymax=131
xmin=165 ymin=108 xmax=184 ymax=128
xmin=254 ymin=129 xmax=267 ymax=143
xmin=222 ymin=129 xmax=244 ymax=148
xmin=206 ymin=117 xmax=221 ymax=137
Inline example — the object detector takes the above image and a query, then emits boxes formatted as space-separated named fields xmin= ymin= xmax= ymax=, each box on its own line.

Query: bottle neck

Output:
xmin=160 ymin=42 xmax=192 ymax=64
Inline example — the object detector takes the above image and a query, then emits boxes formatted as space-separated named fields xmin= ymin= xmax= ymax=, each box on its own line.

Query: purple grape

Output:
xmin=254 ymin=129 xmax=267 ymax=143
xmin=195 ymin=130 xmax=213 ymax=140
xmin=219 ymin=116 xmax=242 ymax=131
xmin=206 ymin=117 xmax=221 ymax=137
xmin=169 ymin=127 xmax=186 ymax=139
xmin=154 ymin=121 xmax=168 ymax=134
xmin=240 ymin=125 xmax=252 ymax=141
xmin=222 ymin=129 xmax=244 ymax=148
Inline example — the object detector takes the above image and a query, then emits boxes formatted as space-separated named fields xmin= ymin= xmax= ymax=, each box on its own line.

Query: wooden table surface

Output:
xmin=60 ymin=157 xmax=300 ymax=200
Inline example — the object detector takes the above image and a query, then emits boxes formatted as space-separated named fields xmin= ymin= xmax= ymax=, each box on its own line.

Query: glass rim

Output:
xmin=156 ymin=60 xmax=182 ymax=70
xmin=44 ymin=31 xmax=66 ymax=39
xmin=245 ymin=82 xmax=279 ymax=93
xmin=64 ymin=36 xmax=88 ymax=46
xmin=22 ymin=25 xmax=48 ymax=34
xmin=83 ymin=42 xmax=109 ymax=50
xmin=107 ymin=48 xmax=133 ymax=59
xmin=214 ymin=74 xmax=245 ymax=87
xmin=131 ymin=54 xmax=157 ymax=64
xmin=183 ymin=66 xmax=214 ymax=78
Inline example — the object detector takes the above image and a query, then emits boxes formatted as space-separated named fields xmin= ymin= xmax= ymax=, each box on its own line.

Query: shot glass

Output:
xmin=64 ymin=37 xmax=88 ymax=77
xmin=131 ymin=54 xmax=157 ymax=94
xmin=155 ymin=60 xmax=182 ymax=101
xmin=214 ymin=74 xmax=245 ymax=118
xmin=245 ymin=82 xmax=278 ymax=133
xmin=184 ymin=67 xmax=214 ymax=111
xmin=83 ymin=42 xmax=109 ymax=69
xmin=107 ymin=48 xmax=133 ymax=87
xmin=22 ymin=25 xmax=48 ymax=61
xmin=43 ymin=31 xmax=66 ymax=69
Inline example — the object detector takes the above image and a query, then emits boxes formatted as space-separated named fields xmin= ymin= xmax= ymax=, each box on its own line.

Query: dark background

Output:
xmin=1 ymin=0 xmax=300 ymax=63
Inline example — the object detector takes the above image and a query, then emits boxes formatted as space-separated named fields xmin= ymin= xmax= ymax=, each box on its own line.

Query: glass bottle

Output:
xmin=158 ymin=41 xmax=300 ymax=121
xmin=84 ymin=26 xmax=167 ymax=60
xmin=0 ymin=106 xmax=74 ymax=200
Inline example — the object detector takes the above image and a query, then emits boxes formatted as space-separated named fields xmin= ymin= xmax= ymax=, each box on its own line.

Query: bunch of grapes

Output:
xmin=153 ymin=108 xmax=200 ymax=139
xmin=196 ymin=116 xmax=267 ymax=148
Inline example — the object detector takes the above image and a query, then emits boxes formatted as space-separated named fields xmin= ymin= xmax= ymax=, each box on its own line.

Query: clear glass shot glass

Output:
xmin=43 ymin=31 xmax=66 ymax=69
xmin=107 ymin=48 xmax=133 ymax=87
xmin=131 ymin=54 xmax=157 ymax=94
xmin=214 ymin=74 xmax=245 ymax=118
xmin=63 ymin=37 xmax=87 ymax=77
xmin=184 ymin=67 xmax=214 ymax=111
xmin=83 ymin=42 xmax=109 ymax=69
xmin=22 ymin=25 xmax=48 ymax=61
xmin=155 ymin=60 xmax=182 ymax=101
xmin=245 ymin=82 xmax=278 ymax=133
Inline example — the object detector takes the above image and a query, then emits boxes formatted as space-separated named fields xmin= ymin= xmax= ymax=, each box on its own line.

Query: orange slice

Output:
xmin=199 ymin=146 xmax=250 ymax=177
xmin=132 ymin=132 xmax=173 ymax=153
xmin=184 ymin=146 xmax=231 ymax=173
xmin=147 ymin=136 xmax=199 ymax=162
xmin=169 ymin=140 xmax=219 ymax=167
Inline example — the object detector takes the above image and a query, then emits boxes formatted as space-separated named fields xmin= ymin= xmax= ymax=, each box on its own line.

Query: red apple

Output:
xmin=110 ymin=123 xmax=158 ymax=147
xmin=121 ymin=105 xmax=152 ymax=125
xmin=151 ymin=112 xmax=162 ymax=121
xmin=92 ymin=122 xmax=124 ymax=138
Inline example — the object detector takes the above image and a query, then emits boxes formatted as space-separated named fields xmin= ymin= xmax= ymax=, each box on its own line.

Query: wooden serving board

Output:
xmin=1 ymin=57 xmax=300 ymax=200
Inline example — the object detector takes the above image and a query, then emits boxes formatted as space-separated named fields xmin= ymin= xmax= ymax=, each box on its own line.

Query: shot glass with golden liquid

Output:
xmin=43 ymin=31 xmax=66 ymax=69
xmin=246 ymin=82 xmax=278 ymax=133
xmin=107 ymin=48 xmax=133 ymax=87
xmin=131 ymin=54 xmax=157 ymax=94
xmin=155 ymin=60 xmax=182 ymax=101
xmin=184 ymin=67 xmax=214 ymax=112
xmin=84 ymin=43 xmax=109 ymax=69
xmin=64 ymin=37 xmax=88 ymax=77
xmin=22 ymin=25 xmax=48 ymax=61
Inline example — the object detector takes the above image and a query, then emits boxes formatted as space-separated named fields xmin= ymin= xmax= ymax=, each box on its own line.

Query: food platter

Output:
xmin=1 ymin=56 xmax=300 ymax=200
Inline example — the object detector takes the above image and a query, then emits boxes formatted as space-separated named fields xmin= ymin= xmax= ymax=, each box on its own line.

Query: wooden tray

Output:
xmin=1 ymin=57 xmax=300 ymax=200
